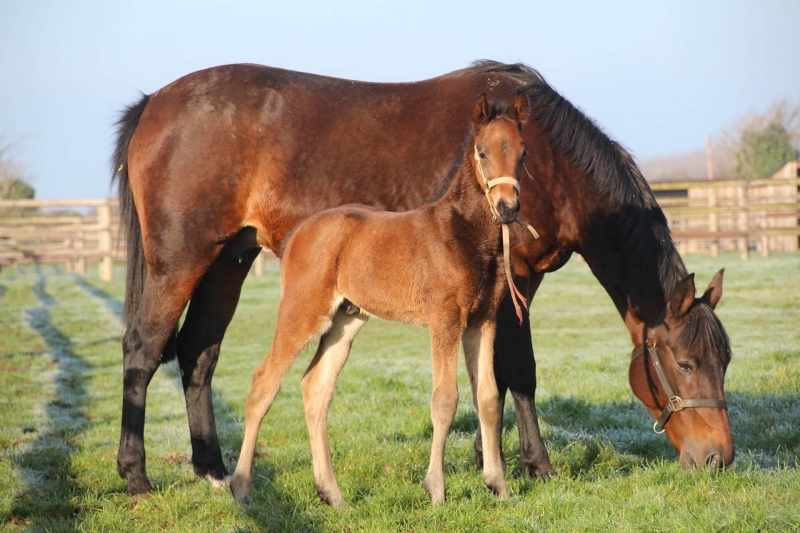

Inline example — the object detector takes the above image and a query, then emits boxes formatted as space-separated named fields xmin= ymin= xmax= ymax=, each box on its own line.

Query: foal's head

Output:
xmin=471 ymin=92 xmax=530 ymax=224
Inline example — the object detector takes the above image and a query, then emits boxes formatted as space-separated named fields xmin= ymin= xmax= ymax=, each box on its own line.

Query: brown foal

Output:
xmin=230 ymin=92 xmax=531 ymax=506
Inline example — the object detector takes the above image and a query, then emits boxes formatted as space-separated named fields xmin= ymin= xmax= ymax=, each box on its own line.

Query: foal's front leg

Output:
xmin=423 ymin=322 xmax=461 ymax=504
xmin=467 ymin=320 xmax=507 ymax=496
xmin=301 ymin=307 xmax=368 ymax=507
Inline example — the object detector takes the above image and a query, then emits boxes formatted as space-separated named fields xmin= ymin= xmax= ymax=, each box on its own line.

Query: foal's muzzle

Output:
xmin=494 ymin=199 xmax=520 ymax=225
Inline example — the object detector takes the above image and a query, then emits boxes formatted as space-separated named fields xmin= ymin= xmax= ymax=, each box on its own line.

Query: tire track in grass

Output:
xmin=6 ymin=265 xmax=92 ymax=528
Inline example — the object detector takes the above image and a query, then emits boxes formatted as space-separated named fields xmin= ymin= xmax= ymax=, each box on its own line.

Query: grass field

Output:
xmin=1 ymin=253 xmax=798 ymax=532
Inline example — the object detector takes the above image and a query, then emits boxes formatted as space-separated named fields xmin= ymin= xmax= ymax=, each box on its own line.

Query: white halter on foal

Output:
xmin=474 ymin=146 xmax=539 ymax=322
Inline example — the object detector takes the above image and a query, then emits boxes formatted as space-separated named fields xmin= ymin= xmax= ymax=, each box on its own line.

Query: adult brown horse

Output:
xmin=232 ymin=93 xmax=530 ymax=505
xmin=112 ymin=60 xmax=734 ymax=496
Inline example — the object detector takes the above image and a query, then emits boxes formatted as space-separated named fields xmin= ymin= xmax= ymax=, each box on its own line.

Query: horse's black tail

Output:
xmin=111 ymin=93 xmax=150 ymax=331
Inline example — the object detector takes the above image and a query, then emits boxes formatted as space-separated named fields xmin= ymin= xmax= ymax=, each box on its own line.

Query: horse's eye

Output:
xmin=479 ymin=152 xmax=487 ymax=159
xmin=676 ymin=362 xmax=693 ymax=373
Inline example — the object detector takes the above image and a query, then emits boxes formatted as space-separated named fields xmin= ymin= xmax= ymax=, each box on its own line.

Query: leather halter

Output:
xmin=631 ymin=307 xmax=728 ymax=434
xmin=474 ymin=146 xmax=539 ymax=322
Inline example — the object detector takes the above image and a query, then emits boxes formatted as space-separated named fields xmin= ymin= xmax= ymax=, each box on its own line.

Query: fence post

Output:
xmin=75 ymin=232 xmax=87 ymax=275
xmin=706 ymin=136 xmax=719 ymax=258
xmin=737 ymin=186 xmax=749 ymax=260
xmin=253 ymin=249 xmax=266 ymax=276
xmin=98 ymin=201 xmax=113 ymax=281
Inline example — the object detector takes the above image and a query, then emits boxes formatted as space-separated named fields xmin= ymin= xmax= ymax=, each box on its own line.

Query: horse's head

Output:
xmin=471 ymin=91 xmax=529 ymax=225
xmin=629 ymin=269 xmax=734 ymax=469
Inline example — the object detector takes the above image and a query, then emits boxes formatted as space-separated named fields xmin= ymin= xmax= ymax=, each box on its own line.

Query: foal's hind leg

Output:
xmin=301 ymin=305 xmax=368 ymax=507
xmin=230 ymin=293 xmax=339 ymax=505
xmin=176 ymin=251 xmax=257 ymax=486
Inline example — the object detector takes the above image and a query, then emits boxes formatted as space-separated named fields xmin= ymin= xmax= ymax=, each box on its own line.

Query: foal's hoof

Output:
xmin=229 ymin=475 xmax=252 ymax=505
xmin=423 ymin=478 xmax=445 ymax=505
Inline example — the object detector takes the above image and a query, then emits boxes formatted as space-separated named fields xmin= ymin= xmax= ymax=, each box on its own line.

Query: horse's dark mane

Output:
xmin=466 ymin=60 xmax=688 ymax=302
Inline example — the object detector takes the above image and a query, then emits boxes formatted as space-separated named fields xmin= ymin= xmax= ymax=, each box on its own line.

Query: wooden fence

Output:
xmin=651 ymin=177 xmax=800 ymax=259
xmin=0 ymin=198 xmax=275 ymax=281
xmin=1 ymin=178 xmax=798 ymax=278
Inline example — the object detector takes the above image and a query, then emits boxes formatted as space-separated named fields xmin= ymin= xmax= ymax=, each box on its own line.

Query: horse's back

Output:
xmin=125 ymin=63 xmax=528 ymax=257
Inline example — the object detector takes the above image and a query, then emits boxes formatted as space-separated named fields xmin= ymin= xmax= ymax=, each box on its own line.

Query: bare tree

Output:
xmin=0 ymin=136 xmax=35 ymax=199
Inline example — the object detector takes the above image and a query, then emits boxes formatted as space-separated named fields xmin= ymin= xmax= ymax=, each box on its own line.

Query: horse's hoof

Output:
xmin=125 ymin=475 xmax=154 ymax=497
xmin=525 ymin=464 xmax=556 ymax=480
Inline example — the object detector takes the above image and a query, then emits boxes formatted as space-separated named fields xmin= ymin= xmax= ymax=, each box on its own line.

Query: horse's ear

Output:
xmin=700 ymin=268 xmax=724 ymax=310
xmin=511 ymin=91 xmax=530 ymax=125
xmin=669 ymin=273 xmax=696 ymax=319
xmin=473 ymin=93 xmax=490 ymax=125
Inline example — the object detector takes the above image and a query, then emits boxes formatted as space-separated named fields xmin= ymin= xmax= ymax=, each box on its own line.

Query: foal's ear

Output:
xmin=669 ymin=273 xmax=696 ymax=319
xmin=472 ymin=93 xmax=491 ymax=125
xmin=700 ymin=268 xmax=724 ymax=310
xmin=511 ymin=91 xmax=530 ymax=125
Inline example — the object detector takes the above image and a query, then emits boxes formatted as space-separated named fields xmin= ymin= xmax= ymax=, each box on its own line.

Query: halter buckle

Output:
xmin=668 ymin=396 xmax=684 ymax=413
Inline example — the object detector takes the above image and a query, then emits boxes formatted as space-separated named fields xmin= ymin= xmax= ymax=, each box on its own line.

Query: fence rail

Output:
xmin=2 ymin=178 xmax=798 ymax=276
xmin=650 ymin=177 xmax=800 ymax=259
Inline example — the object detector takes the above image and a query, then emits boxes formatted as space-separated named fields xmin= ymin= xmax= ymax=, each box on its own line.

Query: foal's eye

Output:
xmin=676 ymin=362 xmax=693 ymax=373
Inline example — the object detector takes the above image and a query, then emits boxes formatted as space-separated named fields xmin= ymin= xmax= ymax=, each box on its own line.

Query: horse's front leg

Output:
xmin=494 ymin=275 xmax=555 ymax=479
xmin=464 ymin=320 xmax=507 ymax=497
xmin=176 ymin=253 xmax=256 ymax=486
xmin=301 ymin=306 xmax=368 ymax=507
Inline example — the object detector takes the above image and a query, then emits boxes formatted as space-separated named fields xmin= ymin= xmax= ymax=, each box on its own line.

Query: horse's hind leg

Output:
xmin=118 ymin=271 xmax=198 ymax=495
xmin=301 ymin=305 xmax=368 ymax=507
xmin=464 ymin=320 xmax=507 ymax=497
xmin=230 ymin=291 xmax=338 ymax=505
xmin=176 ymin=250 xmax=257 ymax=486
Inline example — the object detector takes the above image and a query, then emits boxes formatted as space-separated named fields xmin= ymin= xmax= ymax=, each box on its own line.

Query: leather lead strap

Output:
xmin=474 ymin=146 xmax=539 ymax=323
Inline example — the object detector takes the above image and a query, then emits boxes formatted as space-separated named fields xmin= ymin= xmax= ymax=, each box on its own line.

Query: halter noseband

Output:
xmin=474 ymin=146 xmax=539 ymax=322
xmin=631 ymin=307 xmax=728 ymax=434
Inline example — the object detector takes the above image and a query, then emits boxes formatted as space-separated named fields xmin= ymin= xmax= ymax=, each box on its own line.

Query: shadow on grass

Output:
xmin=445 ymin=388 xmax=800 ymax=483
xmin=6 ymin=266 xmax=95 ymax=528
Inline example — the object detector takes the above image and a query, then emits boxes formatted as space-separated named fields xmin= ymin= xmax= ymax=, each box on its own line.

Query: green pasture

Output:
xmin=0 ymin=254 xmax=798 ymax=532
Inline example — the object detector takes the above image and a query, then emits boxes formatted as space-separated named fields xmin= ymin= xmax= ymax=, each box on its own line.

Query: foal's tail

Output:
xmin=111 ymin=93 xmax=150 ymax=330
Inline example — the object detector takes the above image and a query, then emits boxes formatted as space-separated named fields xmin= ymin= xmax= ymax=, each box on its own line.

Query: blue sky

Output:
xmin=1 ymin=0 xmax=798 ymax=199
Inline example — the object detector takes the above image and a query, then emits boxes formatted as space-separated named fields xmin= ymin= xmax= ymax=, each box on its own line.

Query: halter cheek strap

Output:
xmin=474 ymin=146 xmax=540 ymax=323
xmin=631 ymin=307 xmax=728 ymax=434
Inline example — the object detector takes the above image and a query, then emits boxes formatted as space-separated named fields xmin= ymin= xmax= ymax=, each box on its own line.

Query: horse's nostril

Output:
xmin=705 ymin=452 xmax=723 ymax=470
